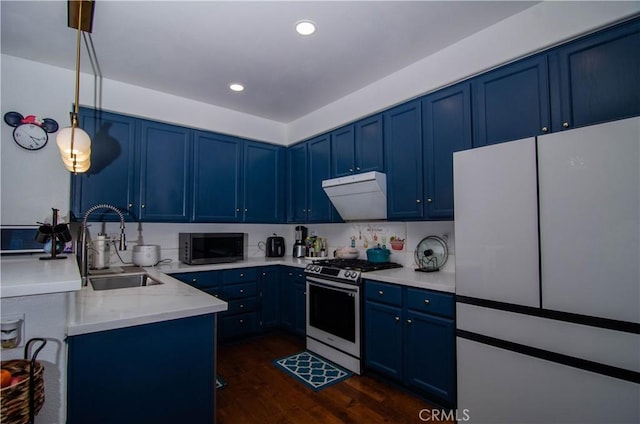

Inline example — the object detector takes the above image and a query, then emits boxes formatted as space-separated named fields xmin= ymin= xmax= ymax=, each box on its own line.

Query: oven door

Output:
xmin=306 ymin=276 xmax=360 ymax=358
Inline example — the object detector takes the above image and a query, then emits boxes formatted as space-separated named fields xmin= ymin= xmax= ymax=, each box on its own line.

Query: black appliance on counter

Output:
xmin=292 ymin=226 xmax=307 ymax=258
xmin=266 ymin=234 xmax=285 ymax=257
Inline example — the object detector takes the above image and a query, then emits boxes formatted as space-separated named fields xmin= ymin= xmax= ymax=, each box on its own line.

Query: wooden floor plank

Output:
xmin=216 ymin=332 xmax=453 ymax=424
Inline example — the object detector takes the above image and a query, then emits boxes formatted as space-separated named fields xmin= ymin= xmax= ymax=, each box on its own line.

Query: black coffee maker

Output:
xmin=292 ymin=226 xmax=307 ymax=258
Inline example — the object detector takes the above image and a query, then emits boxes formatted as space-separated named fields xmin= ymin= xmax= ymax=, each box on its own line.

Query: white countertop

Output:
xmin=0 ymin=255 xmax=82 ymax=298
xmin=67 ymin=268 xmax=227 ymax=336
xmin=154 ymin=256 xmax=455 ymax=293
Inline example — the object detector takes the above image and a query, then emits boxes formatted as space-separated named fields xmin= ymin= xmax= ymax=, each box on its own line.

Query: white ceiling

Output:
xmin=1 ymin=1 xmax=538 ymax=123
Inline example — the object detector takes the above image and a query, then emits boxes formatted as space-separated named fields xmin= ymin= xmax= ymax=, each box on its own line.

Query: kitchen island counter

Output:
xmin=0 ymin=255 xmax=82 ymax=298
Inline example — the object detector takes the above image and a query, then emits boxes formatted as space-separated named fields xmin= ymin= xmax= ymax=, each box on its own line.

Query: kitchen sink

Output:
xmin=89 ymin=273 xmax=163 ymax=291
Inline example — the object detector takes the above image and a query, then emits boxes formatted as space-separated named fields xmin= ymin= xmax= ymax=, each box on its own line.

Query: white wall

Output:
xmin=287 ymin=1 xmax=640 ymax=142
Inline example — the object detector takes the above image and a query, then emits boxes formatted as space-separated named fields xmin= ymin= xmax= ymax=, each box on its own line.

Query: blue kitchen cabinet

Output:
xmin=287 ymin=143 xmax=307 ymax=223
xmin=281 ymin=266 xmax=306 ymax=336
xmin=364 ymin=285 xmax=403 ymax=379
xmin=171 ymin=270 xmax=222 ymax=297
xmin=243 ymin=141 xmax=286 ymax=223
xmin=363 ymin=280 xmax=456 ymax=407
xmin=66 ymin=314 xmax=216 ymax=424
xmin=330 ymin=124 xmax=356 ymax=177
xmin=136 ymin=120 xmax=192 ymax=221
xmin=219 ymin=268 xmax=260 ymax=340
xmin=421 ymin=83 xmax=473 ymax=219
xmin=473 ymin=54 xmax=551 ymax=147
xmin=331 ymin=115 xmax=384 ymax=178
xmin=307 ymin=134 xmax=337 ymax=222
xmin=192 ymin=131 xmax=242 ymax=222
xmin=259 ymin=266 xmax=281 ymax=329
xmin=549 ymin=18 xmax=640 ymax=132
xmin=384 ymin=100 xmax=424 ymax=220
xmin=71 ymin=107 xmax=137 ymax=221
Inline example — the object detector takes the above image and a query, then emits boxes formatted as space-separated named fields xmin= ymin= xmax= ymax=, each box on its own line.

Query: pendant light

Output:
xmin=56 ymin=0 xmax=95 ymax=173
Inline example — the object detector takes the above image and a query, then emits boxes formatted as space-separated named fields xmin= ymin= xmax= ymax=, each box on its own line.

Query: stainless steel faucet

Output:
xmin=79 ymin=204 xmax=126 ymax=285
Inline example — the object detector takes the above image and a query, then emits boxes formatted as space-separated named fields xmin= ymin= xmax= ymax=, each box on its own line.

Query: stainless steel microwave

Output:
xmin=178 ymin=233 xmax=247 ymax=265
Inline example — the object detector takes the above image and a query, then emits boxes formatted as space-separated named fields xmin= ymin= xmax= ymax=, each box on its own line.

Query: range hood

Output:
xmin=322 ymin=171 xmax=387 ymax=221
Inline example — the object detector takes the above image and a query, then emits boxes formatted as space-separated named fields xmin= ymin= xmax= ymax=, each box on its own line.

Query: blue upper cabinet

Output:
xmin=307 ymin=134 xmax=337 ymax=222
xmin=137 ymin=120 xmax=192 ymax=222
xmin=355 ymin=114 xmax=384 ymax=174
xmin=72 ymin=107 xmax=137 ymax=221
xmin=331 ymin=114 xmax=384 ymax=178
xmin=192 ymin=131 xmax=242 ymax=222
xmin=549 ymin=18 xmax=640 ymax=132
xmin=473 ymin=54 xmax=551 ymax=147
xmin=330 ymin=125 xmax=356 ymax=177
xmin=422 ymin=83 xmax=472 ymax=220
xmin=287 ymin=142 xmax=308 ymax=223
xmin=243 ymin=141 xmax=286 ymax=223
xmin=384 ymin=100 xmax=423 ymax=220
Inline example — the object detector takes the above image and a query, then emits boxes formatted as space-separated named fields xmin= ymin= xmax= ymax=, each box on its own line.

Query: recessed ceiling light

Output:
xmin=295 ymin=20 xmax=316 ymax=36
xmin=229 ymin=83 xmax=244 ymax=92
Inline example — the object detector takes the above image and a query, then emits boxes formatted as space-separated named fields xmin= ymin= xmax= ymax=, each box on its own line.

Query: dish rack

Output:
xmin=1 ymin=338 xmax=47 ymax=424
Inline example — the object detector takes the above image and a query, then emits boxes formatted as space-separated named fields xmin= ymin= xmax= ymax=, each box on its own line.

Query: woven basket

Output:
xmin=0 ymin=340 xmax=46 ymax=424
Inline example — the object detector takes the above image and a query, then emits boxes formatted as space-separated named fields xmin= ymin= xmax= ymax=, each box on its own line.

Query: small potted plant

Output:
xmin=389 ymin=236 xmax=405 ymax=251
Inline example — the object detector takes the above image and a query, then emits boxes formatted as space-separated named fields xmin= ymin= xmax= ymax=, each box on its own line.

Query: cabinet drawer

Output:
xmin=405 ymin=288 xmax=454 ymax=318
xmin=222 ymin=312 xmax=259 ymax=338
xmin=222 ymin=267 xmax=258 ymax=284
xmin=365 ymin=281 xmax=402 ymax=306
xmin=171 ymin=271 xmax=220 ymax=288
xmin=226 ymin=297 xmax=258 ymax=315
xmin=222 ymin=282 xmax=257 ymax=299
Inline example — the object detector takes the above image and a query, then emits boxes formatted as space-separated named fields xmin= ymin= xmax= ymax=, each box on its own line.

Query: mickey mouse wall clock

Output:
xmin=4 ymin=111 xmax=59 ymax=151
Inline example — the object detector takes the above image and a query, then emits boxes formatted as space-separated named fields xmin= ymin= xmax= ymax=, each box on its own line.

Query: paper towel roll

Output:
xmin=92 ymin=235 xmax=110 ymax=269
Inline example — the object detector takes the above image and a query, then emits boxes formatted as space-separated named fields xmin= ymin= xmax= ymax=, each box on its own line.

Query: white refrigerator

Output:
xmin=453 ymin=117 xmax=639 ymax=424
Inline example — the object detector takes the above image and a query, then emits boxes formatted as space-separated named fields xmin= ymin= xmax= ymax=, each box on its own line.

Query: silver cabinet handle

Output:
xmin=378 ymin=290 xmax=384 ymax=295
xmin=349 ymin=168 xmax=353 ymax=172
xmin=288 ymin=272 xmax=293 ymax=276
xmin=141 ymin=204 xmax=145 ymax=208
xmin=356 ymin=167 xmax=360 ymax=171
xmin=239 ymin=319 xmax=244 ymax=324
xmin=395 ymin=316 xmax=400 ymax=322
xmin=244 ymin=208 xmax=248 ymax=212
xmin=426 ymin=198 xmax=432 ymax=203
xmin=240 ymin=273 xmax=244 ymax=277
xmin=262 ymin=272 xmax=266 ymax=276
xmin=407 ymin=319 xmax=412 ymax=325
xmin=424 ymin=299 xmax=430 ymax=305
xmin=416 ymin=199 xmax=421 ymax=204
xmin=240 ymin=304 xmax=244 ymax=308
xmin=128 ymin=203 xmax=133 ymax=208
xmin=192 ymin=278 xmax=197 ymax=283
xmin=542 ymin=126 xmax=548 ymax=132
xmin=563 ymin=122 xmax=570 ymax=128
xmin=236 ymin=208 xmax=240 ymax=212
xmin=240 ymin=289 xmax=244 ymax=293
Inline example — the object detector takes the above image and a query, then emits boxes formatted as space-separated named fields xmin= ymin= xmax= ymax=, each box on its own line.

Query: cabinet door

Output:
xmin=550 ymin=19 xmax=640 ymax=131
xmin=287 ymin=143 xmax=307 ymax=222
xmin=364 ymin=300 xmax=403 ymax=380
xmin=404 ymin=310 xmax=456 ymax=406
xmin=243 ymin=142 xmax=285 ymax=223
xmin=71 ymin=108 xmax=137 ymax=221
xmin=384 ymin=100 xmax=423 ymax=220
xmin=355 ymin=114 xmax=384 ymax=174
xmin=473 ymin=54 xmax=550 ymax=146
xmin=293 ymin=281 xmax=307 ymax=336
xmin=422 ymin=83 xmax=472 ymax=219
xmin=260 ymin=267 xmax=281 ymax=329
xmin=331 ymin=125 xmax=356 ymax=177
xmin=137 ymin=120 xmax=191 ymax=221
xmin=307 ymin=135 xmax=335 ymax=222
xmin=192 ymin=131 xmax=242 ymax=222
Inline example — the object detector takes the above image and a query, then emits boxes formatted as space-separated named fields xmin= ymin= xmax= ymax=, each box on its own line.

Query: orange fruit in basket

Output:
xmin=0 ymin=369 xmax=11 ymax=388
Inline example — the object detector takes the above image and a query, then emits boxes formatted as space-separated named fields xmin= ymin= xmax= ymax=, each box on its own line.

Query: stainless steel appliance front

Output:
xmin=306 ymin=275 xmax=361 ymax=374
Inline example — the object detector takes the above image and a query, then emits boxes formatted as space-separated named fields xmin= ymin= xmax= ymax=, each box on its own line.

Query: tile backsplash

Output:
xmin=89 ymin=221 xmax=454 ymax=272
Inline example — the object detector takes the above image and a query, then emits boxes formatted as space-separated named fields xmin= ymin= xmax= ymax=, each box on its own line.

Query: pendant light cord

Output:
xmin=69 ymin=0 xmax=84 ymax=171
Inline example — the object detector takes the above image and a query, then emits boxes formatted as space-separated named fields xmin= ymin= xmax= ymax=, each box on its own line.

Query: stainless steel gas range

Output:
xmin=304 ymin=259 xmax=402 ymax=374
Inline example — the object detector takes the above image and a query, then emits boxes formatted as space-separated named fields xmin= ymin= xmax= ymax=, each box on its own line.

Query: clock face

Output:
xmin=13 ymin=123 xmax=48 ymax=151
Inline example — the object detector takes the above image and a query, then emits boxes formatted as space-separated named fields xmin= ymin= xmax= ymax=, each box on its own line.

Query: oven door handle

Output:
xmin=306 ymin=276 xmax=359 ymax=293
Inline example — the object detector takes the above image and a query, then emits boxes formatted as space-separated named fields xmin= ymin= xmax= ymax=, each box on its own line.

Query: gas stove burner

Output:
xmin=311 ymin=258 xmax=403 ymax=273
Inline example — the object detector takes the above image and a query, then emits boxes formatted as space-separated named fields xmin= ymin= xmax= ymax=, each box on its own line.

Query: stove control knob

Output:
xmin=315 ymin=265 xmax=321 ymax=272
xmin=345 ymin=271 xmax=352 ymax=278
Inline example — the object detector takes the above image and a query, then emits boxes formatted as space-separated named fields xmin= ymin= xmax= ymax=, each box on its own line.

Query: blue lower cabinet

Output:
xmin=67 ymin=314 xmax=216 ymax=424
xmin=363 ymin=280 xmax=456 ymax=407
xmin=260 ymin=267 xmax=282 ymax=329
xmin=221 ymin=311 xmax=259 ymax=338
xmin=280 ymin=267 xmax=306 ymax=335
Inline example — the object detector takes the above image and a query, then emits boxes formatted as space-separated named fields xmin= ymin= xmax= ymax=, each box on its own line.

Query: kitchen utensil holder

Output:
xmin=0 ymin=338 xmax=47 ymax=424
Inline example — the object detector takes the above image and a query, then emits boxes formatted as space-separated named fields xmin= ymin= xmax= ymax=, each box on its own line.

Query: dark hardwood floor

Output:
xmin=216 ymin=332 xmax=453 ymax=424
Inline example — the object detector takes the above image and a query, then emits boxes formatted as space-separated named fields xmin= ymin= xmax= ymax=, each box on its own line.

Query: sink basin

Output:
xmin=89 ymin=273 xmax=163 ymax=291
